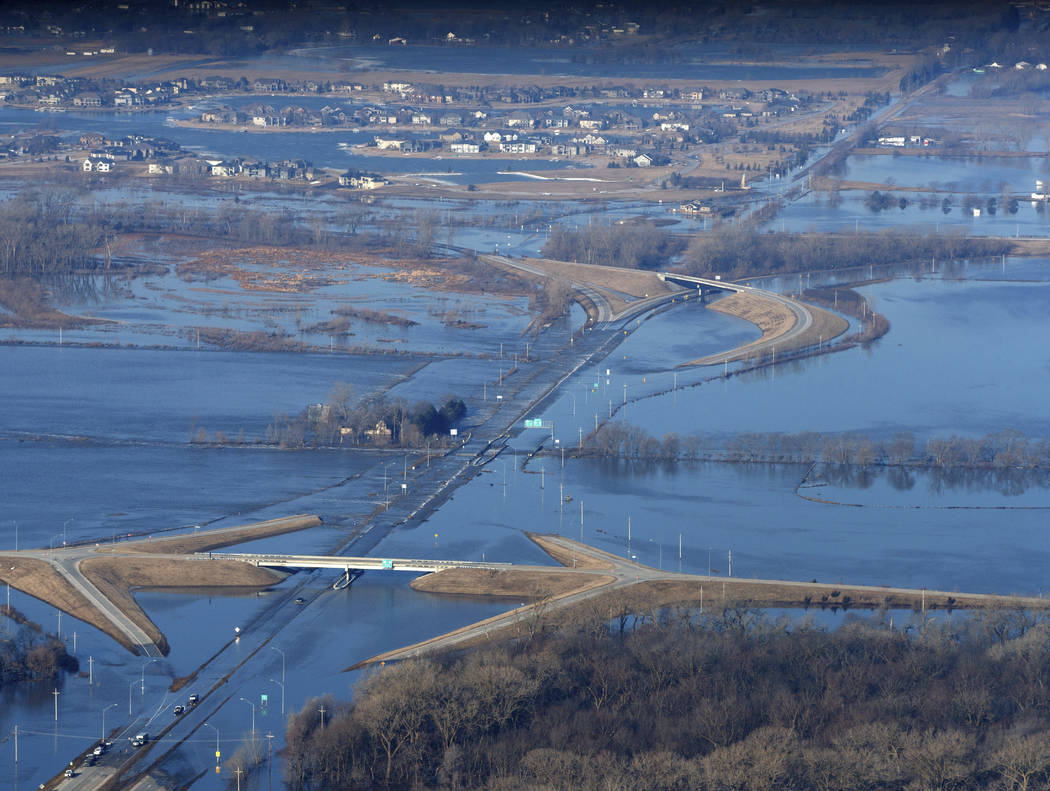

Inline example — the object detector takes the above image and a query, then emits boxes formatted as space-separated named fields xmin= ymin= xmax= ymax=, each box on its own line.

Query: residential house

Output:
xmin=374 ymin=137 xmax=408 ymax=150
xmin=82 ymin=154 xmax=115 ymax=172
xmin=450 ymin=141 xmax=481 ymax=153
xmin=551 ymin=143 xmax=589 ymax=156
xmin=505 ymin=111 xmax=535 ymax=128
xmin=499 ymin=140 xmax=538 ymax=154
xmin=365 ymin=421 xmax=392 ymax=443
xmin=339 ymin=172 xmax=388 ymax=189
xmin=253 ymin=78 xmax=286 ymax=93
xmin=679 ymin=201 xmax=713 ymax=216
xmin=207 ymin=159 xmax=239 ymax=176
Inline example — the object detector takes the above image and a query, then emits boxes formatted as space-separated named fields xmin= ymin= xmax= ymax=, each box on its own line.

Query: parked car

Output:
xmin=188 ymin=693 xmax=199 ymax=706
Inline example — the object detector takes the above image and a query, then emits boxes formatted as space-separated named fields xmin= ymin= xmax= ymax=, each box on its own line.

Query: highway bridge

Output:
xmin=658 ymin=272 xmax=743 ymax=297
xmin=201 ymin=551 xmax=513 ymax=574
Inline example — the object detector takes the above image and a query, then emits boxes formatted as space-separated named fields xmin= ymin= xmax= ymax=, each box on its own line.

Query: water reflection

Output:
xmin=815 ymin=463 xmax=1050 ymax=504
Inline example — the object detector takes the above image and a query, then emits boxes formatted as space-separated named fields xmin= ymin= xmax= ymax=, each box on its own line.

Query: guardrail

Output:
xmin=198 ymin=551 xmax=514 ymax=573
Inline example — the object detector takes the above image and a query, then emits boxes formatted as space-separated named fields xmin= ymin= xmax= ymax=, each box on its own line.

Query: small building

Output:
xmin=365 ymin=421 xmax=392 ymax=442
xmin=500 ymin=140 xmax=538 ymax=154
xmin=680 ymin=201 xmax=713 ymax=216
xmin=83 ymin=154 xmax=115 ymax=172
xmin=146 ymin=160 xmax=174 ymax=175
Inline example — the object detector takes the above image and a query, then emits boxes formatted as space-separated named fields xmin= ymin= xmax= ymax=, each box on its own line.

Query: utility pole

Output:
xmin=53 ymin=688 xmax=60 ymax=722
xmin=267 ymin=732 xmax=274 ymax=791
xmin=728 ymin=549 xmax=732 ymax=577
xmin=318 ymin=704 xmax=327 ymax=729
xmin=88 ymin=656 xmax=94 ymax=685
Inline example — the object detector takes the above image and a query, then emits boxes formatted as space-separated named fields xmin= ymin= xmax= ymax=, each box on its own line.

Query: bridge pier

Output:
xmin=332 ymin=568 xmax=362 ymax=590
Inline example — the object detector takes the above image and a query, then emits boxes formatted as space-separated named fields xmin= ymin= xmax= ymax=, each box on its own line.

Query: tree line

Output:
xmin=283 ymin=603 xmax=1050 ymax=790
xmin=587 ymin=424 xmax=1050 ymax=471
xmin=541 ymin=222 xmax=685 ymax=270
xmin=0 ymin=190 xmax=422 ymax=281
xmin=682 ymin=228 xmax=1011 ymax=280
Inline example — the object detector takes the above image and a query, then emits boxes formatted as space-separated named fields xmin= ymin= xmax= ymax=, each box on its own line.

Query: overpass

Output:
xmin=201 ymin=551 xmax=514 ymax=574
xmin=658 ymin=272 xmax=743 ymax=297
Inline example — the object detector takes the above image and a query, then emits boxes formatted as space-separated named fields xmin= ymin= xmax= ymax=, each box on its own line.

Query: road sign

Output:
xmin=382 ymin=559 xmax=394 ymax=569
xmin=524 ymin=418 xmax=542 ymax=428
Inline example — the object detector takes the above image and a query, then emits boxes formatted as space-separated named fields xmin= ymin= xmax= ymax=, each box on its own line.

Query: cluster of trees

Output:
xmin=588 ymin=424 xmax=1050 ymax=471
xmin=0 ymin=614 xmax=78 ymax=685
xmin=681 ymin=229 xmax=1011 ymax=279
xmin=541 ymin=223 xmax=685 ymax=270
xmin=263 ymin=384 xmax=466 ymax=449
xmin=0 ymin=192 xmax=107 ymax=277
xmin=284 ymin=604 xmax=1050 ymax=790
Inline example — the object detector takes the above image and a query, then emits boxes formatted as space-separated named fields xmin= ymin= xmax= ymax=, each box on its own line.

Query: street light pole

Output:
xmin=129 ymin=679 xmax=137 ymax=715
xmin=270 ymin=646 xmax=285 ymax=715
xmin=240 ymin=697 xmax=256 ymax=736
xmin=203 ymin=722 xmax=220 ymax=763
xmin=102 ymin=703 xmax=117 ymax=740
xmin=63 ymin=518 xmax=73 ymax=546
xmin=141 ymin=658 xmax=159 ymax=695
xmin=270 ymin=678 xmax=285 ymax=718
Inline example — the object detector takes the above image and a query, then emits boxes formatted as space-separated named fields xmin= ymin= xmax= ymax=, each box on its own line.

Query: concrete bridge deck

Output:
xmin=203 ymin=551 xmax=513 ymax=574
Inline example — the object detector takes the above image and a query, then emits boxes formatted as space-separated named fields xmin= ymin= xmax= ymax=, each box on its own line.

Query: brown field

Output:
xmin=529 ymin=532 xmax=617 ymax=571
xmin=113 ymin=514 xmax=322 ymax=555
xmin=0 ymin=557 xmax=128 ymax=647
xmin=559 ymin=578 xmax=1050 ymax=618
xmin=411 ymin=567 xmax=614 ymax=599
xmin=81 ymin=557 xmax=285 ymax=651
xmin=483 ymin=255 xmax=677 ymax=316
xmin=684 ymin=291 xmax=847 ymax=365
xmin=35 ymin=47 xmax=911 ymax=94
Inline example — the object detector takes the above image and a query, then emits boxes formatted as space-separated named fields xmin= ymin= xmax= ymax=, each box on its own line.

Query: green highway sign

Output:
xmin=524 ymin=418 xmax=543 ymax=428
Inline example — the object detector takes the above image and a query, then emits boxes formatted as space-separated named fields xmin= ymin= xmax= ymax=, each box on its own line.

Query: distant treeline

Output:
xmin=681 ymin=229 xmax=1011 ymax=280
xmin=588 ymin=425 xmax=1050 ymax=471
xmin=0 ymin=608 xmax=78 ymax=685
xmin=541 ymin=223 xmax=686 ymax=270
xmin=283 ymin=604 xmax=1050 ymax=790
xmin=0 ymin=191 xmax=436 ymax=280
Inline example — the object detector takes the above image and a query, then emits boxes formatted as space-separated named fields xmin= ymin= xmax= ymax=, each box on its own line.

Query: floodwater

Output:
xmin=3 ymin=256 xmax=1050 ymax=788
xmin=0 ymin=106 xmax=572 ymax=181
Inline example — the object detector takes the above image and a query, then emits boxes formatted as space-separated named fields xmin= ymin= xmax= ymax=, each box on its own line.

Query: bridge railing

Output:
xmin=198 ymin=551 xmax=514 ymax=572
